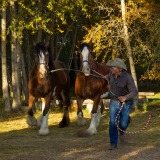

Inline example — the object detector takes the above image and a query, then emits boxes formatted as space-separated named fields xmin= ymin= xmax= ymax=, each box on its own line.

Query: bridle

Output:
xmin=82 ymin=60 xmax=90 ymax=63
xmin=80 ymin=49 xmax=93 ymax=73
xmin=35 ymin=55 xmax=50 ymax=78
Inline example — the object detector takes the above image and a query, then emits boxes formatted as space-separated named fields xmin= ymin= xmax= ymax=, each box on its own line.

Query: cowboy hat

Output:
xmin=106 ymin=58 xmax=127 ymax=70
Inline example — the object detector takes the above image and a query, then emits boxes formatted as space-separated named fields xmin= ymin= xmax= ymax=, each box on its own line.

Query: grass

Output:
xmin=0 ymin=97 xmax=160 ymax=160
xmin=146 ymin=92 xmax=160 ymax=99
xmin=147 ymin=92 xmax=160 ymax=102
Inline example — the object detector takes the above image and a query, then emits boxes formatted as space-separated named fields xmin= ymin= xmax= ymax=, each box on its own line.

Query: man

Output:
xmin=104 ymin=58 xmax=138 ymax=150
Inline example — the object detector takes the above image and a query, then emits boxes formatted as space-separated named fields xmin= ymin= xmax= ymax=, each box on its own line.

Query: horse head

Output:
xmin=34 ymin=42 xmax=50 ymax=78
xmin=79 ymin=43 xmax=93 ymax=76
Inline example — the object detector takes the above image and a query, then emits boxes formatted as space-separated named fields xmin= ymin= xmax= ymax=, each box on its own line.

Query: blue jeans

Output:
xmin=109 ymin=99 xmax=132 ymax=146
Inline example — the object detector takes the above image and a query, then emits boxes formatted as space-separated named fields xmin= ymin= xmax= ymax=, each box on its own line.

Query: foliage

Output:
xmin=0 ymin=0 xmax=160 ymax=106
xmin=83 ymin=0 xmax=160 ymax=81
xmin=140 ymin=64 xmax=160 ymax=80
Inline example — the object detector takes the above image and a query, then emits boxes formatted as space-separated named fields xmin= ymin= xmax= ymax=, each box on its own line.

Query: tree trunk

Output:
xmin=68 ymin=8 xmax=79 ymax=69
xmin=120 ymin=0 xmax=138 ymax=109
xmin=10 ymin=0 xmax=21 ymax=111
xmin=17 ymin=39 xmax=29 ymax=105
xmin=17 ymin=5 xmax=29 ymax=105
xmin=1 ymin=4 xmax=11 ymax=112
xmin=56 ymin=22 xmax=74 ymax=60
xmin=50 ymin=12 xmax=56 ymax=60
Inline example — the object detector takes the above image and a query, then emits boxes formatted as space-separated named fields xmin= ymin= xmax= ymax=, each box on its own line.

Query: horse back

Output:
xmin=53 ymin=60 xmax=70 ymax=89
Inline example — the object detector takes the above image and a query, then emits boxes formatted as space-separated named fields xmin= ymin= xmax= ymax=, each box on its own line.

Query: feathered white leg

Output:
xmin=37 ymin=99 xmax=45 ymax=128
xmin=38 ymin=99 xmax=49 ymax=135
xmin=27 ymin=115 xmax=37 ymax=127
xmin=39 ymin=112 xmax=49 ymax=136
xmin=95 ymin=105 xmax=102 ymax=127
xmin=86 ymin=113 xmax=98 ymax=135
xmin=77 ymin=112 xmax=86 ymax=126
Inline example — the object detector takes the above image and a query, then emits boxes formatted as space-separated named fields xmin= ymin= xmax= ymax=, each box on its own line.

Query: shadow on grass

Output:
xmin=0 ymin=112 xmax=160 ymax=160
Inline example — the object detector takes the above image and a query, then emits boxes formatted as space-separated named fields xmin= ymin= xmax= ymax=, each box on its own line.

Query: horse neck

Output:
xmin=29 ymin=66 xmax=40 ymax=80
xmin=90 ymin=58 xmax=98 ymax=70
xmin=91 ymin=60 xmax=110 ymax=75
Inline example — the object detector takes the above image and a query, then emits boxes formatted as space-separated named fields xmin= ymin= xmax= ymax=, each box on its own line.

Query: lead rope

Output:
xmin=115 ymin=102 xmax=152 ymax=134
xmin=50 ymin=68 xmax=103 ymax=79
xmin=92 ymin=69 xmax=153 ymax=134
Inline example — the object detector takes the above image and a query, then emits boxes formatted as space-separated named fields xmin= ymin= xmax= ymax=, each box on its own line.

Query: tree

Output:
xmin=10 ymin=0 xmax=21 ymax=111
xmin=1 ymin=2 xmax=11 ymax=112
xmin=83 ymin=0 xmax=160 ymax=87
xmin=120 ymin=0 xmax=138 ymax=109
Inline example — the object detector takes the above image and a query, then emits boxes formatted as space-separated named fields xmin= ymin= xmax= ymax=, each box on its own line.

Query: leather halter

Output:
xmin=82 ymin=60 xmax=89 ymax=63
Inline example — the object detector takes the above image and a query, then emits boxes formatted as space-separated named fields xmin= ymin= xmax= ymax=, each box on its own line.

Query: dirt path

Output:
xmin=0 ymin=106 xmax=160 ymax=160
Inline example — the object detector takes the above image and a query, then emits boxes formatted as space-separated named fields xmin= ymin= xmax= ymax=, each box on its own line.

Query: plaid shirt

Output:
xmin=108 ymin=71 xmax=138 ymax=100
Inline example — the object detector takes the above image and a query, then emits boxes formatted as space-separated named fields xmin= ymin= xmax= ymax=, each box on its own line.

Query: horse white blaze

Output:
xmin=82 ymin=47 xmax=90 ymax=76
xmin=39 ymin=51 xmax=46 ymax=76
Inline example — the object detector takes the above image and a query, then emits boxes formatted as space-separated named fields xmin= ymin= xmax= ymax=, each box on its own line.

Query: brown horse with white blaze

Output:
xmin=75 ymin=43 xmax=110 ymax=136
xmin=27 ymin=42 xmax=71 ymax=135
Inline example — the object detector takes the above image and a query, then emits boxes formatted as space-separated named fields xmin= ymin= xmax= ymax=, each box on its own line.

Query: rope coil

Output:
xmin=115 ymin=103 xmax=152 ymax=134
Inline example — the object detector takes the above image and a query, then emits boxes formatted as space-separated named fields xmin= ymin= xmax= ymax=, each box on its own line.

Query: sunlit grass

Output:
xmin=0 ymin=106 xmax=91 ymax=134
xmin=0 ymin=97 xmax=159 ymax=137
xmin=0 ymin=99 xmax=160 ymax=160
xmin=147 ymin=92 xmax=160 ymax=99
xmin=147 ymin=92 xmax=160 ymax=102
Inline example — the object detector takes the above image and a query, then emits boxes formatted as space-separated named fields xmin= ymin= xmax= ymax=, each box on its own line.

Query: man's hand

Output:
xmin=118 ymin=96 xmax=127 ymax=102
xmin=103 ymin=75 xmax=108 ymax=80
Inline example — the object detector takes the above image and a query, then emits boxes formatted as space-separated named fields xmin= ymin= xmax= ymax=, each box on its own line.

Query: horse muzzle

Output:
xmin=82 ymin=66 xmax=91 ymax=76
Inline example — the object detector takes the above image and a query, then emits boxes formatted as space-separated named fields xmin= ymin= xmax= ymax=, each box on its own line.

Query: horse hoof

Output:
xmin=77 ymin=129 xmax=90 ymax=137
xmin=59 ymin=117 xmax=69 ymax=128
xmin=59 ymin=121 xmax=69 ymax=128
xmin=27 ymin=116 xmax=37 ymax=127
xmin=39 ymin=128 xmax=49 ymax=136
xmin=86 ymin=128 xmax=97 ymax=136
xmin=77 ymin=118 xmax=86 ymax=126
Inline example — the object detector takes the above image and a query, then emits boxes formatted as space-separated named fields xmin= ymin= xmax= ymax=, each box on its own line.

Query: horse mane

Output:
xmin=34 ymin=42 xmax=54 ymax=69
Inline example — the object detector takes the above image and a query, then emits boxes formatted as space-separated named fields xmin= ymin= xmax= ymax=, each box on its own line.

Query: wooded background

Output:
xmin=0 ymin=0 xmax=160 ymax=112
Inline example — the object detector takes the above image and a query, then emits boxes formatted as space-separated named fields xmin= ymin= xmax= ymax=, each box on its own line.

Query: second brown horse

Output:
xmin=75 ymin=43 xmax=110 ymax=136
